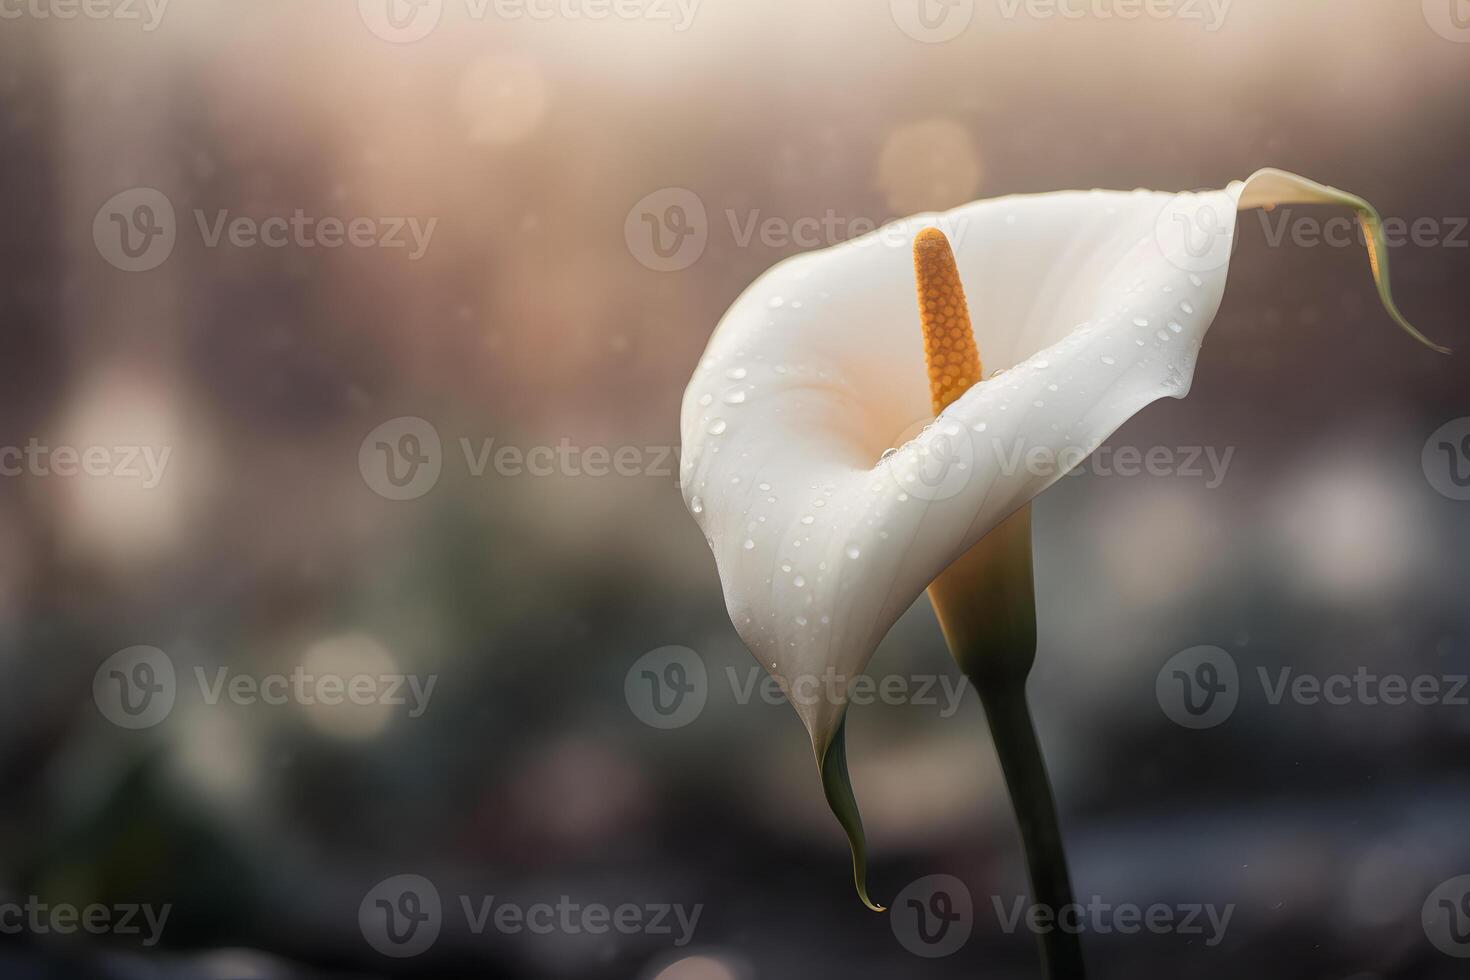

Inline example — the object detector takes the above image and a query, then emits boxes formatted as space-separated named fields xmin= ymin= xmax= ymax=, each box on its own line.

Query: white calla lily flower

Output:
xmin=678 ymin=169 xmax=1445 ymax=908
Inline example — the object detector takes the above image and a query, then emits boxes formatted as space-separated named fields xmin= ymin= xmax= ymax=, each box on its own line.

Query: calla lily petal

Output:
xmin=679 ymin=169 xmax=1444 ymax=896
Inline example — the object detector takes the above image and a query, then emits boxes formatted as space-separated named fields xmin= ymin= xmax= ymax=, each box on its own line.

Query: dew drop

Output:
xmin=726 ymin=367 xmax=748 ymax=380
xmin=768 ymin=296 xmax=785 ymax=309
xmin=1168 ymin=320 xmax=1183 ymax=334
xmin=707 ymin=419 xmax=728 ymax=435
xmin=1101 ymin=355 xmax=1117 ymax=365
xmin=743 ymin=538 xmax=755 ymax=550
xmin=800 ymin=514 xmax=815 ymax=525
xmin=1180 ymin=301 xmax=1195 ymax=315
xmin=690 ymin=496 xmax=704 ymax=514
xmin=698 ymin=393 xmax=713 ymax=406
xmin=793 ymin=575 xmax=806 ymax=588
xmin=723 ymin=386 xmax=751 ymax=405
xmin=845 ymin=544 xmax=861 ymax=560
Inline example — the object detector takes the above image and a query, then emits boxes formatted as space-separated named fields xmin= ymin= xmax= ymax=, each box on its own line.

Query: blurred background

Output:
xmin=2 ymin=0 xmax=1469 ymax=977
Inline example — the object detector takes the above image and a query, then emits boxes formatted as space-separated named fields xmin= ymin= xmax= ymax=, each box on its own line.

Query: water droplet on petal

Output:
xmin=845 ymin=544 xmax=861 ymax=559
xmin=768 ymin=296 xmax=785 ymax=309
xmin=743 ymin=538 xmax=755 ymax=550
xmin=690 ymin=496 xmax=704 ymax=514
xmin=1101 ymin=355 xmax=1117 ymax=365
xmin=726 ymin=367 xmax=748 ymax=380
xmin=707 ymin=419 xmax=728 ymax=435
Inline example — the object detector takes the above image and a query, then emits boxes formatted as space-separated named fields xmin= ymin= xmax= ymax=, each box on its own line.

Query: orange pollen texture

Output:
xmin=913 ymin=227 xmax=981 ymax=415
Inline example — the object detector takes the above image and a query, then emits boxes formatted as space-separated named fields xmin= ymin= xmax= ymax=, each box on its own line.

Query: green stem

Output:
xmin=929 ymin=503 xmax=1085 ymax=980
xmin=976 ymin=679 xmax=1085 ymax=980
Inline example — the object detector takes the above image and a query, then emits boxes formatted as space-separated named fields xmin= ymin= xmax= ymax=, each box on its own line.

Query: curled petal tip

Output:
xmin=818 ymin=714 xmax=884 ymax=911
